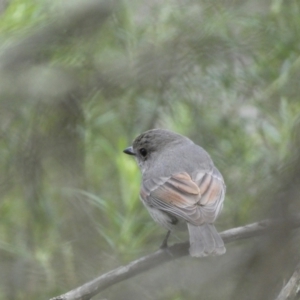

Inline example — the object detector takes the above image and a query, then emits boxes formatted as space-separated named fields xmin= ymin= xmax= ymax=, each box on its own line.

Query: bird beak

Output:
xmin=123 ymin=146 xmax=136 ymax=156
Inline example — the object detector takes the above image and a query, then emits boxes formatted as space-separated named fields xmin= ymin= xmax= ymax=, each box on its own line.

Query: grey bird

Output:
xmin=123 ymin=129 xmax=226 ymax=257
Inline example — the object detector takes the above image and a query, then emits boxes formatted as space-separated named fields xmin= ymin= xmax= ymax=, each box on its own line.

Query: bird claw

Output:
xmin=159 ymin=230 xmax=173 ymax=256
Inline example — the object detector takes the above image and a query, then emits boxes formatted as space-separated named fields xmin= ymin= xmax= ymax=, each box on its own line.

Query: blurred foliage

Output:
xmin=0 ymin=0 xmax=300 ymax=299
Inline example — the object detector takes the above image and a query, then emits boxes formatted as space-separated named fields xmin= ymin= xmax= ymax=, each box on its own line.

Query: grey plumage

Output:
xmin=124 ymin=129 xmax=226 ymax=258
xmin=188 ymin=223 xmax=225 ymax=257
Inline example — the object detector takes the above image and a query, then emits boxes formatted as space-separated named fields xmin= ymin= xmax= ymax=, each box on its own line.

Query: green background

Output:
xmin=0 ymin=0 xmax=300 ymax=299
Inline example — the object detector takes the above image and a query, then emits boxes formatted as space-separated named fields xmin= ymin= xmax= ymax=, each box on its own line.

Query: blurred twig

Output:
xmin=0 ymin=0 xmax=8 ymax=15
xmin=0 ymin=0 xmax=114 ymax=71
xmin=50 ymin=216 xmax=300 ymax=300
xmin=275 ymin=261 xmax=300 ymax=300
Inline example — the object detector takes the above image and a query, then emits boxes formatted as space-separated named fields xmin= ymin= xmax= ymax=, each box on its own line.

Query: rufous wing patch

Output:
xmin=149 ymin=172 xmax=200 ymax=207
xmin=199 ymin=176 xmax=222 ymax=205
xmin=170 ymin=172 xmax=200 ymax=195
xmin=141 ymin=171 xmax=225 ymax=225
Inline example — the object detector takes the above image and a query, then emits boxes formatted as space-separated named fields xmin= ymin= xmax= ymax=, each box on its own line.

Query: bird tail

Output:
xmin=187 ymin=223 xmax=226 ymax=257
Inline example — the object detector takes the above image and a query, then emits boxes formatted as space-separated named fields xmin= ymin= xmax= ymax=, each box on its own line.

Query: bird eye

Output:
xmin=139 ymin=148 xmax=147 ymax=157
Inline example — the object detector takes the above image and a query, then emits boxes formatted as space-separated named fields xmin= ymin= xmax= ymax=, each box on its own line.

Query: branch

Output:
xmin=50 ymin=216 xmax=300 ymax=300
xmin=275 ymin=261 xmax=300 ymax=300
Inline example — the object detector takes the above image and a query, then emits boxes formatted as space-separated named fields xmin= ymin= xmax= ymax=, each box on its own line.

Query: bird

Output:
xmin=123 ymin=128 xmax=226 ymax=257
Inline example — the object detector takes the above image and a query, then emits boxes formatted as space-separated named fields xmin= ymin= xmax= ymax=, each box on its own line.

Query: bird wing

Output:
xmin=140 ymin=169 xmax=225 ymax=225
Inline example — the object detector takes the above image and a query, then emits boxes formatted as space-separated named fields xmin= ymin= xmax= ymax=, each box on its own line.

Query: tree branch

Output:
xmin=50 ymin=216 xmax=300 ymax=300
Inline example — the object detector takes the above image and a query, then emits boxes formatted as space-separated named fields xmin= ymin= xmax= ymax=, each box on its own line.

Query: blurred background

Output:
xmin=0 ymin=0 xmax=300 ymax=299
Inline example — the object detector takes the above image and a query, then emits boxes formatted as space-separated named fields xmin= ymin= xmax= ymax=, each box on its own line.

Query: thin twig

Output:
xmin=275 ymin=261 xmax=300 ymax=300
xmin=50 ymin=216 xmax=300 ymax=300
